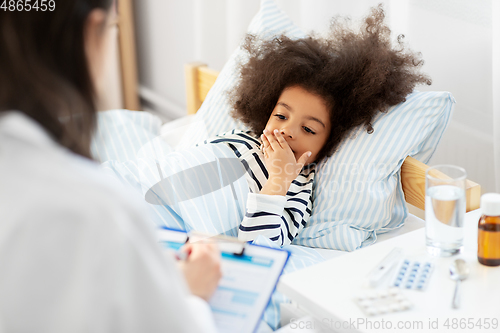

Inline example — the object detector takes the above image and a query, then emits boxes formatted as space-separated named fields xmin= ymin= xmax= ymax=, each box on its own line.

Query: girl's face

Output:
xmin=265 ymin=85 xmax=331 ymax=164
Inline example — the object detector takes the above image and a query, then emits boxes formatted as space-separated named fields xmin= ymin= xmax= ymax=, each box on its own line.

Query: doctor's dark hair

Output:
xmin=0 ymin=0 xmax=113 ymax=158
xmin=230 ymin=5 xmax=432 ymax=162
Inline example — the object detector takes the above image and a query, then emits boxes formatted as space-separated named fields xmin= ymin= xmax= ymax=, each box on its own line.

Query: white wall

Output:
xmin=400 ymin=0 xmax=494 ymax=193
xmin=132 ymin=0 xmax=495 ymax=193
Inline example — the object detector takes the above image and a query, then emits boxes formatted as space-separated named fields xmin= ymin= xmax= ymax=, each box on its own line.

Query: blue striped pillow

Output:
xmin=193 ymin=0 xmax=455 ymax=251
xmin=293 ymin=91 xmax=454 ymax=251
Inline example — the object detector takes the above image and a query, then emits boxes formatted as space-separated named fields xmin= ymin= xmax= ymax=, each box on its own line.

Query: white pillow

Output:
xmin=194 ymin=0 xmax=305 ymax=137
xmin=194 ymin=0 xmax=455 ymax=251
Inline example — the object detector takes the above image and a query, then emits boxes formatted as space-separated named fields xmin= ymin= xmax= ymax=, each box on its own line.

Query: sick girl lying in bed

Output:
xmin=200 ymin=6 xmax=431 ymax=246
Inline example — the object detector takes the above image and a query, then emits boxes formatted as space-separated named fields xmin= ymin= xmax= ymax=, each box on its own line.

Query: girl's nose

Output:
xmin=280 ymin=127 xmax=294 ymax=139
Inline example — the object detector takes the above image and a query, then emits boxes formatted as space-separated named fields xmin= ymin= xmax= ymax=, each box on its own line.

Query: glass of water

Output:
xmin=425 ymin=165 xmax=467 ymax=256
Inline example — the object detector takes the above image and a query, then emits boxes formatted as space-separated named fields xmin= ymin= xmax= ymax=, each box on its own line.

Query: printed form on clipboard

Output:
xmin=157 ymin=227 xmax=290 ymax=333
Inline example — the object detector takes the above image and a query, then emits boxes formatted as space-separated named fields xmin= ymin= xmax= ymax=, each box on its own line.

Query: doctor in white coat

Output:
xmin=0 ymin=1 xmax=221 ymax=332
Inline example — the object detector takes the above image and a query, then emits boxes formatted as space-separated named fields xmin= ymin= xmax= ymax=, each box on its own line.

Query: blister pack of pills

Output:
xmin=390 ymin=258 xmax=434 ymax=291
xmin=353 ymin=288 xmax=413 ymax=316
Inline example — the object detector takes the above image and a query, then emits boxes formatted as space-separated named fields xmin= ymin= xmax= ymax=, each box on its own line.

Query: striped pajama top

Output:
xmin=200 ymin=130 xmax=315 ymax=246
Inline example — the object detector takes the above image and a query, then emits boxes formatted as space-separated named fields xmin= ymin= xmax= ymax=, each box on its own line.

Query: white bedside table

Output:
xmin=277 ymin=210 xmax=500 ymax=333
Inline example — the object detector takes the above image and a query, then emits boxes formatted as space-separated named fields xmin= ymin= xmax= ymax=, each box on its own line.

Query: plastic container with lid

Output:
xmin=478 ymin=193 xmax=500 ymax=266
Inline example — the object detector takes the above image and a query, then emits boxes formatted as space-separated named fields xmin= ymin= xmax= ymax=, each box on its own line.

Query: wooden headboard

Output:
xmin=185 ymin=62 xmax=481 ymax=212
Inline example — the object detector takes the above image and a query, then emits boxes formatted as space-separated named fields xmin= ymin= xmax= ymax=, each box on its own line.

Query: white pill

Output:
xmin=378 ymin=306 xmax=389 ymax=313
xmin=389 ymin=303 xmax=400 ymax=312
xmin=360 ymin=300 xmax=371 ymax=307
xmin=389 ymin=288 xmax=400 ymax=295
xmin=400 ymin=301 xmax=412 ymax=309
xmin=397 ymin=303 xmax=407 ymax=311
xmin=357 ymin=292 xmax=368 ymax=300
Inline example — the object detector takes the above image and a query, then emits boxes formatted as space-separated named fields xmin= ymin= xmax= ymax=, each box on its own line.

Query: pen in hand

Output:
xmin=177 ymin=243 xmax=222 ymax=301
xmin=176 ymin=247 xmax=191 ymax=261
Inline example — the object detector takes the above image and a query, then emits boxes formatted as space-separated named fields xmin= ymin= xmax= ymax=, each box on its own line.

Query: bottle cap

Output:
xmin=480 ymin=193 xmax=500 ymax=216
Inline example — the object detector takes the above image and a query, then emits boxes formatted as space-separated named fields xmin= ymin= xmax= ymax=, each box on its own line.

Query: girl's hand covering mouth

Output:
xmin=260 ymin=129 xmax=311 ymax=194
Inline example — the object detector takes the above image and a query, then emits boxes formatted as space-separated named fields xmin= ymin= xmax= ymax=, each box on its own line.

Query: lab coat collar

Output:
xmin=0 ymin=111 xmax=57 ymax=149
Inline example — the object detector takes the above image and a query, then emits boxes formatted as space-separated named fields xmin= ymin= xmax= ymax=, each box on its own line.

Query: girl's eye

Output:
xmin=274 ymin=114 xmax=286 ymax=120
xmin=304 ymin=127 xmax=316 ymax=135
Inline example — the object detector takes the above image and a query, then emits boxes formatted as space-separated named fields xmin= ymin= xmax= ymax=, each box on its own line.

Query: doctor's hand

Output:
xmin=178 ymin=243 xmax=222 ymax=302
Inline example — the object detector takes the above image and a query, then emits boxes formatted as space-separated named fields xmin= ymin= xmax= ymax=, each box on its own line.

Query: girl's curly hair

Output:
xmin=229 ymin=5 xmax=432 ymax=162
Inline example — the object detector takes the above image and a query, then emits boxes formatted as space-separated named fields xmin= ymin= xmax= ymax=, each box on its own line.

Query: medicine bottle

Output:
xmin=478 ymin=193 xmax=500 ymax=266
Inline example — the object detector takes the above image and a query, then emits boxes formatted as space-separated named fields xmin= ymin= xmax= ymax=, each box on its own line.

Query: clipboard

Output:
xmin=157 ymin=226 xmax=290 ymax=333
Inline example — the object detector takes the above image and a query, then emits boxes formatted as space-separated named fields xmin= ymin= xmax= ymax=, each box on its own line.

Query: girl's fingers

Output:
xmin=274 ymin=130 xmax=289 ymax=150
xmin=297 ymin=151 xmax=312 ymax=168
xmin=265 ymin=129 xmax=281 ymax=150
xmin=261 ymin=133 xmax=271 ymax=151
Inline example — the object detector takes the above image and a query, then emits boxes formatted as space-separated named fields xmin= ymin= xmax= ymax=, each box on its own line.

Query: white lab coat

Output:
xmin=0 ymin=112 xmax=217 ymax=333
